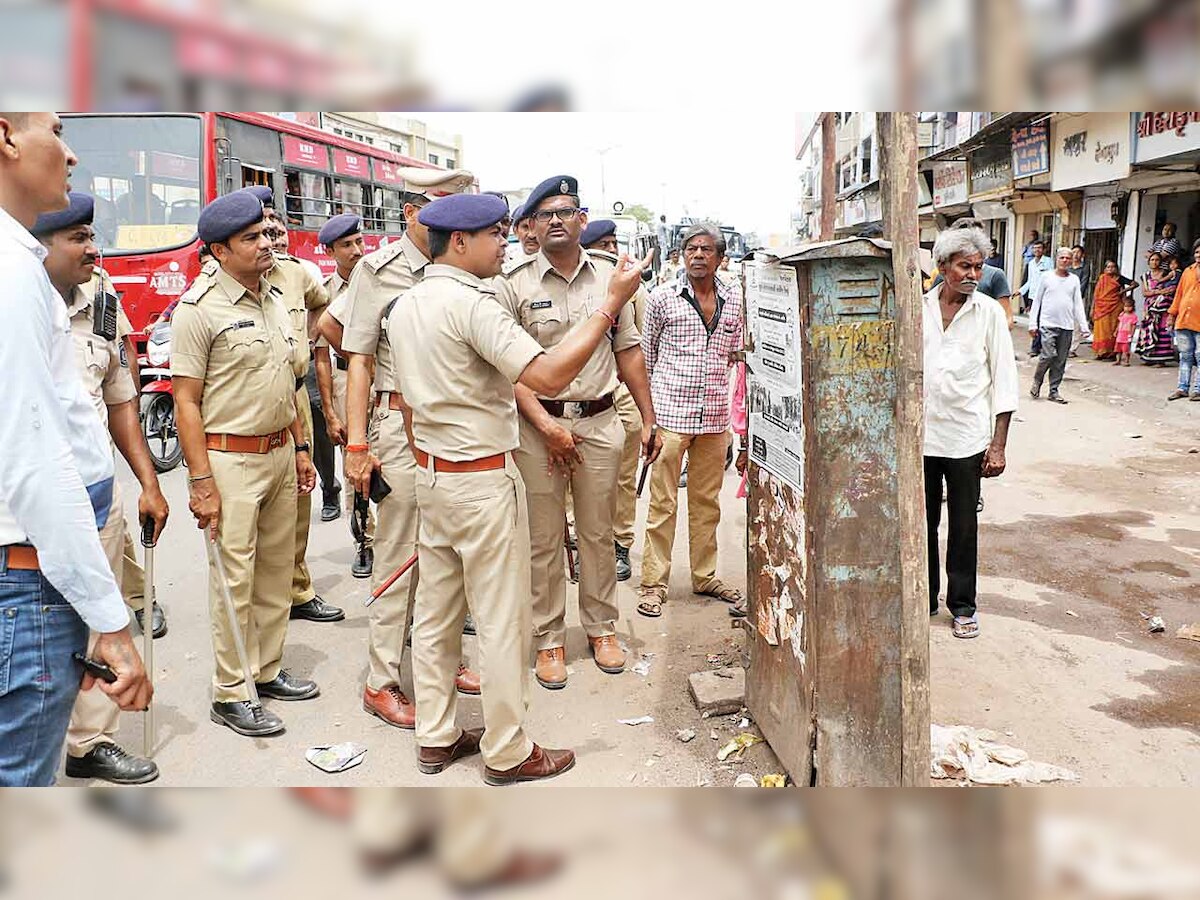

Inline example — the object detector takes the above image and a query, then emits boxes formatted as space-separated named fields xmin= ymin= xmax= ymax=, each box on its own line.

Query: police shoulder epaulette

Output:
xmin=502 ymin=255 xmax=537 ymax=278
xmin=362 ymin=240 xmax=406 ymax=274
xmin=586 ymin=249 xmax=619 ymax=265
xmin=179 ymin=274 xmax=215 ymax=305
xmin=200 ymin=258 xmax=219 ymax=277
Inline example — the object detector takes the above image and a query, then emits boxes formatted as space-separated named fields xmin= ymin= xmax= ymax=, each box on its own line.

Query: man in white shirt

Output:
xmin=923 ymin=227 xmax=1019 ymax=640
xmin=1029 ymin=247 xmax=1091 ymax=404
xmin=0 ymin=111 xmax=151 ymax=786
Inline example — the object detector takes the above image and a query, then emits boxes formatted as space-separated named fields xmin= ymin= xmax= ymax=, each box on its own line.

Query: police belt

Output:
xmin=538 ymin=393 xmax=615 ymax=420
xmin=205 ymin=428 xmax=290 ymax=454
xmin=335 ymin=355 xmax=349 ymax=372
xmin=413 ymin=448 xmax=506 ymax=473
xmin=0 ymin=544 xmax=39 ymax=571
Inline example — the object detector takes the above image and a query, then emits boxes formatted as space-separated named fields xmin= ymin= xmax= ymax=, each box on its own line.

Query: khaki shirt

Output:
xmin=342 ymin=234 xmax=430 ymax=391
xmin=268 ymin=252 xmax=327 ymax=379
xmin=315 ymin=269 xmax=350 ymax=350
xmin=389 ymin=264 xmax=544 ymax=461
xmin=66 ymin=272 xmax=137 ymax=429
xmin=171 ymin=266 xmax=299 ymax=436
xmin=495 ymin=248 xmax=640 ymax=401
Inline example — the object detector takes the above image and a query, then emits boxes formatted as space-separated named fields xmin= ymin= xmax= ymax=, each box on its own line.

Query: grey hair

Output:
xmin=932 ymin=227 xmax=990 ymax=267
xmin=680 ymin=223 xmax=726 ymax=257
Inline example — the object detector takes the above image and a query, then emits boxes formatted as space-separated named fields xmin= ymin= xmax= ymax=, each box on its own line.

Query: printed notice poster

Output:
xmin=744 ymin=261 xmax=805 ymax=493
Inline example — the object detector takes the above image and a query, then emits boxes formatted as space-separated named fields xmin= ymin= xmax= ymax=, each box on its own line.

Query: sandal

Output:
xmin=952 ymin=615 xmax=979 ymax=639
xmin=636 ymin=586 xmax=666 ymax=619
xmin=696 ymin=581 xmax=744 ymax=605
xmin=728 ymin=596 xmax=747 ymax=618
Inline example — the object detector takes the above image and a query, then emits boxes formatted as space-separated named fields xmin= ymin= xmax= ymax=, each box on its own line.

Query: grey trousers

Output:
xmin=1033 ymin=327 xmax=1072 ymax=395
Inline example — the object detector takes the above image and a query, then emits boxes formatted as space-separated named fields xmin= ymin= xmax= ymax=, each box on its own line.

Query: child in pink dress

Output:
xmin=1114 ymin=298 xmax=1138 ymax=367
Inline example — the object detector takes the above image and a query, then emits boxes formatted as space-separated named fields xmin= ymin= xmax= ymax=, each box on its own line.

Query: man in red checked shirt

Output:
xmin=636 ymin=224 xmax=746 ymax=619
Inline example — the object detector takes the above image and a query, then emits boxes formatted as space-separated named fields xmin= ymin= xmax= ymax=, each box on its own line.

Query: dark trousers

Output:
xmin=924 ymin=452 xmax=984 ymax=619
xmin=1032 ymin=327 xmax=1072 ymax=395
xmin=305 ymin=366 xmax=340 ymax=503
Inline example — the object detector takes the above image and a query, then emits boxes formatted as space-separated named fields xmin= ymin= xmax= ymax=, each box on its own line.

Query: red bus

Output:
xmin=60 ymin=112 xmax=446 ymax=332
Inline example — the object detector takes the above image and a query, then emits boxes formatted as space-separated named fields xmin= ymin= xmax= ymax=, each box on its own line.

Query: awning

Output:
xmin=1008 ymin=191 xmax=1074 ymax=214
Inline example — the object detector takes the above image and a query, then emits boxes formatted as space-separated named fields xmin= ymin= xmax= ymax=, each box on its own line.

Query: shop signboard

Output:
xmin=1133 ymin=112 xmax=1200 ymax=163
xmin=932 ymin=161 xmax=968 ymax=208
xmin=968 ymin=143 xmax=1012 ymax=197
xmin=1050 ymin=112 xmax=1130 ymax=190
xmin=1011 ymin=122 xmax=1050 ymax=179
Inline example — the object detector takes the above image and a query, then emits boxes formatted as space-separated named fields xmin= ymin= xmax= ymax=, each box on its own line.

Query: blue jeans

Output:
xmin=1176 ymin=328 xmax=1199 ymax=393
xmin=0 ymin=563 xmax=89 ymax=786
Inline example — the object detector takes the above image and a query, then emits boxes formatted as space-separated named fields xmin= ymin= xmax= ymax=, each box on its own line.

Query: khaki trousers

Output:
xmin=412 ymin=456 xmax=534 ymax=772
xmin=612 ymin=384 xmax=643 ymax=549
xmin=333 ymin=363 xmax=375 ymax=543
xmin=640 ymin=428 xmax=728 ymax=592
xmin=514 ymin=408 xmax=623 ymax=651
xmin=365 ymin=401 xmax=419 ymax=692
xmin=66 ymin=481 xmax=126 ymax=757
xmin=354 ymin=788 xmax=511 ymax=885
xmin=120 ymin=528 xmax=145 ymax=613
xmin=208 ymin=444 xmax=297 ymax=702
xmin=291 ymin=387 xmax=316 ymax=606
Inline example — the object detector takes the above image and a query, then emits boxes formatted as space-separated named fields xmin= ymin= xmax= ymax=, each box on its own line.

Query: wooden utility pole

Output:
xmin=877 ymin=111 xmax=931 ymax=786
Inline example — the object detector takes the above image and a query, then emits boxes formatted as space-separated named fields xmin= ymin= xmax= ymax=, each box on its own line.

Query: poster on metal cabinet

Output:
xmin=745 ymin=261 xmax=805 ymax=493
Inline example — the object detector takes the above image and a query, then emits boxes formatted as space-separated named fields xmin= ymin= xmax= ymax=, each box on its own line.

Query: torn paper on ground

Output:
xmin=931 ymin=724 xmax=1078 ymax=786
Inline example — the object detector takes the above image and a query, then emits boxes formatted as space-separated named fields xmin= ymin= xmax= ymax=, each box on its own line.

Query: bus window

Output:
xmin=379 ymin=187 xmax=404 ymax=234
xmin=63 ymin=114 xmax=202 ymax=253
xmin=332 ymin=179 xmax=370 ymax=220
xmin=285 ymin=170 xmax=332 ymax=230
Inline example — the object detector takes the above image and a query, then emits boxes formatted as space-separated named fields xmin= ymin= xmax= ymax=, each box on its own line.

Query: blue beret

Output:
xmin=418 ymin=193 xmax=510 ymax=232
xmin=31 ymin=192 xmax=94 ymax=236
xmin=319 ymin=213 xmax=362 ymax=247
xmin=581 ymin=219 xmax=617 ymax=247
xmin=237 ymin=184 xmax=275 ymax=208
xmin=512 ymin=202 xmax=529 ymax=225
xmin=524 ymin=175 xmax=579 ymax=214
xmin=197 ymin=192 xmax=265 ymax=244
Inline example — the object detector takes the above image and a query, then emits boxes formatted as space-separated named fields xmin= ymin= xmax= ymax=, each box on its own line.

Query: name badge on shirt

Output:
xmin=233 ymin=319 xmax=256 ymax=330
xmin=530 ymin=300 xmax=553 ymax=310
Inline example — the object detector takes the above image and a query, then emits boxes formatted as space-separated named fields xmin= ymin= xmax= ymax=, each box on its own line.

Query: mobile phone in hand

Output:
xmin=73 ymin=652 xmax=117 ymax=684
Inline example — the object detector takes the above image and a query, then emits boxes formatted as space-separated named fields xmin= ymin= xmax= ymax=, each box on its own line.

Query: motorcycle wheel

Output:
xmin=142 ymin=393 xmax=183 ymax=473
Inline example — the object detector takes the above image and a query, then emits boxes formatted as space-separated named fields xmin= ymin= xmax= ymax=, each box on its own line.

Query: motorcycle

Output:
xmin=139 ymin=317 xmax=182 ymax=473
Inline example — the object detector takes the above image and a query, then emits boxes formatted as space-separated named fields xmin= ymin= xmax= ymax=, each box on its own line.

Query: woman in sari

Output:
xmin=1090 ymin=259 xmax=1136 ymax=359
xmin=1137 ymin=252 xmax=1180 ymax=366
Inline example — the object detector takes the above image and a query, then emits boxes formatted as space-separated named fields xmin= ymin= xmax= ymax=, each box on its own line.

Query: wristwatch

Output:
xmin=295 ymin=442 xmax=311 ymax=455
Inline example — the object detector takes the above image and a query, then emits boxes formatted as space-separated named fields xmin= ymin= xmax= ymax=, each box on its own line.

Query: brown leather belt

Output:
xmin=1 ymin=545 xmax=39 ymax=571
xmin=538 ymin=393 xmax=615 ymax=420
xmin=206 ymin=428 xmax=290 ymax=454
xmin=375 ymin=392 xmax=405 ymax=411
xmin=413 ymin=448 xmax=506 ymax=473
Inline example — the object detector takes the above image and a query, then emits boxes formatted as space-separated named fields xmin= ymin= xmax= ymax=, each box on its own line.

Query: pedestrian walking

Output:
xmin=0 ymin=111 xmax=151 ymax=786
xmin=635 ymin=224 xmax=745 ymax=619
xmin=34 ymin=192 xmax=168 ymax=785
xmin=1029 ymin=247 xmax=1091 ymax=404
xmin=339 ymin=166 xmax=480 ymax=729
xmin=388 ymin=192 xmax=651 ymax=783
xmin=923 ymin=226 xmax=1019 ymax=640
xmin=581 ymin=218 xmax=650 ymax=582
xmin=1167 ymin=239 xmax=1200 ymax=401
xmin=496 ymin=175 xmax=660 ymax=689
xmin=1019 ymin=240 xmax=1052 ymax=319
xmin=171 ymin=190 xmax=319 ymax=737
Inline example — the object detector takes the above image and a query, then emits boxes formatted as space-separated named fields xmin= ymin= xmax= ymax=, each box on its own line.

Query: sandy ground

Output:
xmin=56 ymin=326 xmax=1199 ymax=788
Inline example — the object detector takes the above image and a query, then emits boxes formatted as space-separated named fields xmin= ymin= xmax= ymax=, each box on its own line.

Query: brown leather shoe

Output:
xmin=588 ymin=634 xmax=626 ymax=674
xmin=362 ymin=685 xmax=415 ymax=729
xmin=534 ymin=647 xmax=567 ymax=690
xmin=418 ymin=727 xmax=484 ymax=775
xmin=459 ymin=851 xmax=562 ymax=892
xmin=455 ymin=663 xmax=481 ymax=696
xmin=484 ymin=744 xmax=576 ymax=786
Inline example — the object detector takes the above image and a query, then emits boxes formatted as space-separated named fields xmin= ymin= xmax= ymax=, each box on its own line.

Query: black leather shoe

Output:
xmin=134 ymin=602 xmax=168 ymax=639
xmin=65 ymin=742 xmax=159 ymax=784
xmin=255 ymin=669 xmax=320 ymax=701
xmin=320 ymin=499 xmax=341 ymax=522
xmin=615 ymin=542 xmax=632 ymax=582
xmin=210 ymin=701 xmax=285 ymax=736
xmin=290 ymin=596 xmax=345 ymax=622
xmin=352 ymin=546 xmax=374 ymax=579
xmin=463 ymin=612 xmax=477 ymax=636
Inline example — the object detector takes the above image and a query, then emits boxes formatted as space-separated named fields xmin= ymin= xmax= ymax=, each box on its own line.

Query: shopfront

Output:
xmin=1130 ymin=113 xmax=1200 ymax=271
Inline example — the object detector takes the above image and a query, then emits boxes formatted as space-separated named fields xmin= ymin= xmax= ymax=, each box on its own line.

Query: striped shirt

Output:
xmin=642 ymin=272 xmax=743 ymax=434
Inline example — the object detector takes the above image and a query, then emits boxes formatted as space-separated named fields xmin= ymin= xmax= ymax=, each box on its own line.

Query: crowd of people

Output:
xmin=0 ymin=113 xmax=749 ymax=818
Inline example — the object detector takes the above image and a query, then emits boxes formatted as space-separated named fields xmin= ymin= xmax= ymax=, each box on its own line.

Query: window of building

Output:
xmin=284 ymin=169 xmax=332 ymax=230
xmin=859 ymin=135 xmax=873 ymax=184
xmin=444 ymin=157 xmax=455 ymax=169
xmin=428 ymin=153 xmax=439 ymax=165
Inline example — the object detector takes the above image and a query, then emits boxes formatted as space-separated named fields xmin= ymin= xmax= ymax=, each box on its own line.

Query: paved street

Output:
xmin=62 ymin=327 xmax=1200 ymax=788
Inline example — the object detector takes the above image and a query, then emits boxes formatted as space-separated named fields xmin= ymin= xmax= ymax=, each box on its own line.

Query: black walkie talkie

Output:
xmin=93 ymin=290 xmax=119 ymax=341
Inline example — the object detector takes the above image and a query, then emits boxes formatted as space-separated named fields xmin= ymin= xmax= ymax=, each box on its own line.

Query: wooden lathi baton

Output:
xmin=636 ymin=424 xmax=659 ymax=498
xmin=363 ymin=551 xmax=418 ymax=607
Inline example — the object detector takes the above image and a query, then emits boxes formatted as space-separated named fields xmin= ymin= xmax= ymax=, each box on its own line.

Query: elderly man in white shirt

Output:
xmin=1028 ymin=246 xmax=1091 ymax=404
xmin=924 ymin=227 xmax=1020 ymax=640
xmin=0 ymin=112 xmax=151 ymax=786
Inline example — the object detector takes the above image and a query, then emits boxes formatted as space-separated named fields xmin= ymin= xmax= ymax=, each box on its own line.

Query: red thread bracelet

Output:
xmin=346 ymin=443 xmax=369 ymax=453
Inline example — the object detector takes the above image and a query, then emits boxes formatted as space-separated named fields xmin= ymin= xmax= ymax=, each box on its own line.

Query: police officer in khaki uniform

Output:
xmin=581 ymin=219 xmax=650 ymax=582
xmin=172 ymin=191 xmax=319 ymax=737
xmin=340 ymin=167 xmax=480 ymax=730
xmin=496 ymin=176 xmax=660 ymax=690
xmin=32 ymin=193 xmax=169 ymax=783
xmin=388 ymin=192 xmax=652 ymax=783
xmin=313 ymin=213 xmax=376 ymax=570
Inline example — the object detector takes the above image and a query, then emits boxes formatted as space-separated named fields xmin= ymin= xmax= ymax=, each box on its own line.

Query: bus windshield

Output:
xmin=63 ymin=115 xmax=203 ymax=254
